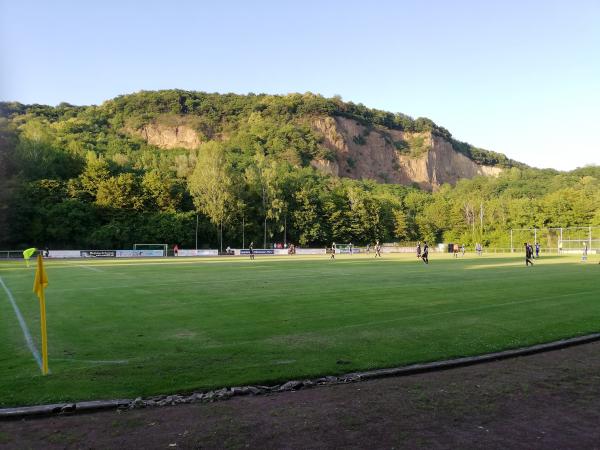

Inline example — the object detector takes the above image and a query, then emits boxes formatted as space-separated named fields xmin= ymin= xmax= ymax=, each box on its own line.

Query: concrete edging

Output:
xmin=2 ymin=332 xmax=599 ymax=420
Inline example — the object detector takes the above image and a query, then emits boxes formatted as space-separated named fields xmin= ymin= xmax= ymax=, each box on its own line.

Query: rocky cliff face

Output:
xmin=133 ymin=122 xmax=201 ymax=149
xmin=312 ymin=116 xmax=501 ymax=190
xmin=130 ymin=115 xmax=501 ymax=190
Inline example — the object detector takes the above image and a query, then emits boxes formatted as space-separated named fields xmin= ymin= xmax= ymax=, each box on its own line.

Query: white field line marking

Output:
xmin=10 ymin=271 xmax=354 ymax=294
xmin=0 ymin=255 xmax=441 ymax=270
xmin=0 ymin=276 xmax=43 ymax=371
xmin=4 ymin=262 xmax=568 ymax=295
xmin=76 ymin=264 xmax=103 ymax=272
xmin=51 ymin=358 xmax=129 ymax=365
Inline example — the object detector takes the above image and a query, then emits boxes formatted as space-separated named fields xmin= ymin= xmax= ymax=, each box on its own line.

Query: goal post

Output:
xmin=133 ymin=243 xmax=168 ymax=256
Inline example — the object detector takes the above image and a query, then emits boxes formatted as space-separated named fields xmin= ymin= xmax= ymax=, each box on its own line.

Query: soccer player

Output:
xmin=375 ymin=240 xmax=382 ymax=258
xmin=524 ymin=242 xmax=534 ymax=266
xmin=461 ymin=244 xmax=466 ymax=257
xmin=422 ymin=241 xmax=429 ymax=264
xmin=453 ymin=243 xmax=459 ymax=258
xmin=416 ymin=242 xmax=421 ymax=258
xmin=535 ymin=243 xmax=540 ymax=258
xmin=330 ymin=242 xmax=336 ymax=259
xmin=22 ymin=247 xmax=37 ymax=268
xmin=249 ymin=242 xmax=255 ymax=260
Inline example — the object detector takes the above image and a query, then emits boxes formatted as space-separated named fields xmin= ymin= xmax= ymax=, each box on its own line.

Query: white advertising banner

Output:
xmin=177 ymin=249 xmax=219 ymax=256
xmin=47 ymin=250 xmax=81 ymax=258
xmin=382 ymin=247 xmax=415 ymax=253
xmin=295 ymin=248 xmax=327 ymax=255
xmin=116 ymin=250 xmax=165 ymax=257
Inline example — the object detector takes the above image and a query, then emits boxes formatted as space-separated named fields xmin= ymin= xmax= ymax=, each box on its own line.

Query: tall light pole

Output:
xmin=195 ymin=214 xmax=199 ymax=250
xmin=219 ymin=220 xmax=223 ymax=254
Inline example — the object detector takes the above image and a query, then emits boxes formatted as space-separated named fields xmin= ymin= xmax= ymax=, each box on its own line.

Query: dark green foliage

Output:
xmin=395 ymin=135 xmax=429 ymax=158
xmin=352 ymin=134 xmax=366 ymax=145
xmin=451 ymin=139 xmax=525 ymax=168
xmin=394 ymin=139 xmax=409 ymax=152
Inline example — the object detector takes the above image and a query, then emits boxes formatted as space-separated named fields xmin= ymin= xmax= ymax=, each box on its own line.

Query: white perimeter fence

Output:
xmin=2 ymin=227 xmax=599 ymax=260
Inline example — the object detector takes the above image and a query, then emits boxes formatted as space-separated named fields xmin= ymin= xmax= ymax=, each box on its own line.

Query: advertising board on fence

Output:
xmin=239 ymin=249 xmax=275 ymax=255
xmin=177 ymin=249 xmax=219 ymax=257
xmin=116 ymin=250 xmax=165 ymax=258
xmin=296 ymin=248 xmax=327 ymax=255
xmin=47 ymin=250 xmax=81 ymax=258
xmin=80 ymin=250 xmax=116 ymax=258
xmin=382 ymin=247 xmax=415 ymax=253
xmin=337 ymin=248 xmax=361 ymax=254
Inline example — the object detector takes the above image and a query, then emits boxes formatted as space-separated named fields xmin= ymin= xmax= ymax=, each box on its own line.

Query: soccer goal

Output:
xmin=133 ymin=243 xmax=168 ymax=256
xmin=509 ymin=227 xmax=600 ymax=254
xmin=509 ymin=228 xmax=557 ymax=253
xmin=558 ymin=227 xmax=599 ymax=254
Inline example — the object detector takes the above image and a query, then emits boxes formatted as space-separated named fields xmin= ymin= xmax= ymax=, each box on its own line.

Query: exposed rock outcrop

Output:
xmin=134 ymin=122 xmax=201 ymax=149
xmin=312 ymin=116 xmax=502 ymax=191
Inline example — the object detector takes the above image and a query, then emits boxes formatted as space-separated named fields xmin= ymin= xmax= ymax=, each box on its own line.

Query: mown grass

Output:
xmin=0 ymin=252 xmax=598 ymax=406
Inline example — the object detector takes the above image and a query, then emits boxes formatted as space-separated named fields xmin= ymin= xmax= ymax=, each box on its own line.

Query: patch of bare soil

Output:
xmin=2 ymin=342 xmax=600 ymax=449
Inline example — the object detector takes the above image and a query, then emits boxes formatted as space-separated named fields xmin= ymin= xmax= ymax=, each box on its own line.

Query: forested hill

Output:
xmin=0 ymin=90 xmax=598 ymax=250
xmin=1 ymin=90 xmax=521 ymax=179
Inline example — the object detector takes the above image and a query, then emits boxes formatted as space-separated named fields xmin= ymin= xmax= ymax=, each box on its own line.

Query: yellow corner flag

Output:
xmin=33 ymin=253 xmax=49 ymax=375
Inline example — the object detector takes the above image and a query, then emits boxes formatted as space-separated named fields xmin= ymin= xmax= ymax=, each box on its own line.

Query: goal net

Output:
xmin=133 ymin=243 xmax=168 ymax=257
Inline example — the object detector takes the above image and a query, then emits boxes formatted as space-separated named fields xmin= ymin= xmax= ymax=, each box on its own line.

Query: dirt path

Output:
xmin=2 ymin=341 xmax=600 ymax=449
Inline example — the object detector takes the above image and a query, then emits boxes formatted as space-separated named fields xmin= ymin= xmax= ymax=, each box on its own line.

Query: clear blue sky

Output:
xmin=1 ymin=0 xmax=598 ymax=170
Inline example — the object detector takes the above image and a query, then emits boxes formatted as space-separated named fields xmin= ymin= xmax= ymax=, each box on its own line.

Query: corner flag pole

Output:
xmin=33 ymin=253 xmax=49 ymax=375
xmin=39 ymin=287 xmax=49 ymax=375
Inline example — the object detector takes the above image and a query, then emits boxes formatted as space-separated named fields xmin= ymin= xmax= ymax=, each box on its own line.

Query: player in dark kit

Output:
xmin=524 ymin=242 xmax=533 ymax=266
xmin=249 ymin=242 xmax=255 ymax=260
xmin=421 ymin=241 xmax=429 ymax=264
xmin=374 ymin=240 xmax=382 ymax=258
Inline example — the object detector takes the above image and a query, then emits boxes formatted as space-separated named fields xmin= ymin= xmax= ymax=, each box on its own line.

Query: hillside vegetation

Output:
xmin=0 ymin=90 xmax=598 ymax=250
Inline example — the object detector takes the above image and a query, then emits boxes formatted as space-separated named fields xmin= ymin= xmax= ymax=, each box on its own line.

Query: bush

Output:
xmin=352 ymin=135 xmax=366 ymax=145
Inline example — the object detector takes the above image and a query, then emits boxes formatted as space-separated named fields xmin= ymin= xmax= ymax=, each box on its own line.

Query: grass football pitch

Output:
xmin=0 ymin=252 xmax=598 ymax=407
